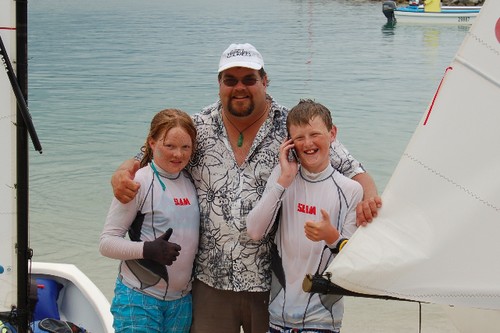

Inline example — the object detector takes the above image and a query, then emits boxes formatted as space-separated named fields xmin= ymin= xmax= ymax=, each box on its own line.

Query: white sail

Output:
xmin=329 ymin=0 xmax=500 ymax=311
xmin=0 ymin=0 xmax=18 ymax=314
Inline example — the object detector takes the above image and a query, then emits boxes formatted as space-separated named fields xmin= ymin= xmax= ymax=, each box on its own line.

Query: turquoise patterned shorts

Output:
xmin=111 ymin=279 xmax=192 ymax=333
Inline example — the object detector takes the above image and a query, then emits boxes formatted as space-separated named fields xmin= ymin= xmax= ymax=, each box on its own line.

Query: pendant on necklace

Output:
xmin=237 ymin=133 xmax=244 ymax=147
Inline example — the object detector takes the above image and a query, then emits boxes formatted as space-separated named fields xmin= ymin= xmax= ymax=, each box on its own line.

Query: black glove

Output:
xmin=143 ymin=228 xmax=181 ymax=266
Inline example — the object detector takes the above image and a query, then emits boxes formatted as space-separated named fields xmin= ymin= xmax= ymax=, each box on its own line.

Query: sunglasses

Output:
xmin=221 ymin=77 xmax=259 ymax=87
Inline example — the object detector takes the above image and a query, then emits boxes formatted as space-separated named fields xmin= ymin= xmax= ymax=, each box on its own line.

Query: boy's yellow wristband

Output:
xmin=331 ymin=238 xmax=348 ymax=254
xmin=337 ymin=238 xmax=349 ymax=252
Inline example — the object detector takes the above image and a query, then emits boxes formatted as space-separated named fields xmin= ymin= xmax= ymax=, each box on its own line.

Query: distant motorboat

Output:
xmin=383 ymin=1 xmax=481 ymax=25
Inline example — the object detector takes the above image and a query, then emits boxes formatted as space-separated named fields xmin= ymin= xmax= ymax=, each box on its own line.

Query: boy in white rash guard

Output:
xmin=100 ymin=109 xmax=200 ymax=333
xmin=247 ymin=99 xmax=363 ymax=333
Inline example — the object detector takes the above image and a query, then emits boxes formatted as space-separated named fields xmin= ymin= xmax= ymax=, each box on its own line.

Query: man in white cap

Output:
xmin=111 ymin=43 xmax=381 ymax=333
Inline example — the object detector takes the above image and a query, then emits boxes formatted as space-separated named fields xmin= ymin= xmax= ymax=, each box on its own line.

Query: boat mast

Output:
xmin=16 ymin=0 xmax=31 ymax=331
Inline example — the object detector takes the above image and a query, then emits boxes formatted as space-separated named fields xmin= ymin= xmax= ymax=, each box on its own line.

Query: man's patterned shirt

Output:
xmin=188 ymin=96 xmax=365 ymax=292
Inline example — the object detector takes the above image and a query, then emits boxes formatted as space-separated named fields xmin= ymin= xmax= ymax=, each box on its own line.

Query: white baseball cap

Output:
xmin=218 ymin=43 xmax=264 ymax=73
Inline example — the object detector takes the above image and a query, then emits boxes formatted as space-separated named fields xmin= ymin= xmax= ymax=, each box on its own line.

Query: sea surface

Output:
xmin=26 ymin=0 xmax=469 ymax=331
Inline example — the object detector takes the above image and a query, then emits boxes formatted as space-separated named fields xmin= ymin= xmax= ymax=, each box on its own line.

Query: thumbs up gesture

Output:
xmin=143 ymin=228 xmax=181 ymax=266
xmin=304 ymin=209 xmax=340 ymax=244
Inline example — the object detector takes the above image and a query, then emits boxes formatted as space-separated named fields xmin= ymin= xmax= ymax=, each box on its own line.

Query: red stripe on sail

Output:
xmin=495 ymin=18 xmax=500 ymax=43
xmin=423 ymin=66 xmax=453 ymax=126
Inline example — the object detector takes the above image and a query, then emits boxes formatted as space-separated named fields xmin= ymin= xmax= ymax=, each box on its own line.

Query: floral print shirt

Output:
xmin=188 ymin=95 xmax=365 ymax=292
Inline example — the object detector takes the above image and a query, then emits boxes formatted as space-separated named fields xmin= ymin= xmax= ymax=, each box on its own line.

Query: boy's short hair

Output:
xmin=286 ymin=99 xmax=333 ymax=132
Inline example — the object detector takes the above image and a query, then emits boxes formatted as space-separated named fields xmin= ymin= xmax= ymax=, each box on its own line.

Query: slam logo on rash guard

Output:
xmin=297 ymin=203 xmax=316 ymax=215
xmin=174 ymin=198 xmax=191 ymax=206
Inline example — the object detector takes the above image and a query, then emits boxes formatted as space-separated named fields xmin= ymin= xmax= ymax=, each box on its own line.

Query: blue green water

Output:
xmin=26 ymin=0 xmax=468 ymax=331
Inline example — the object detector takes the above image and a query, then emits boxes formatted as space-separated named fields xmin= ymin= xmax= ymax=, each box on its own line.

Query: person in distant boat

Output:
xmin=100 ymin=109 xmax=199 ymax=333
xmin=246 ymin=99 xmax=363 ymax=333
xmin=424 ymin=0 xmax=441 ymax=12
xmin=110 ymin=43 xmax=381 ymax=333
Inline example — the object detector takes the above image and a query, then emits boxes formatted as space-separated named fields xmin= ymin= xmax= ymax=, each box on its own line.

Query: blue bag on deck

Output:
xmin=33 ymin=278 xmax=63 ymax=321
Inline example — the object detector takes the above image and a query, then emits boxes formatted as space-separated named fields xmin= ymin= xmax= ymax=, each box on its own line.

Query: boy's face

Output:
xmin=289 ymin=116 xmax=336 ymax=173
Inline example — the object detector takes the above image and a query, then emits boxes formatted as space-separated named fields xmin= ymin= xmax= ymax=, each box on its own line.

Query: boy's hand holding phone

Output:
xmin=277 ymin=137 xmax=299 ymax=188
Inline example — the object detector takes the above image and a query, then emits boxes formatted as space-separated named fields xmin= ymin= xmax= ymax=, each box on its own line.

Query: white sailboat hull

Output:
xmin=31 ymin=262 xmax=114 ymax=333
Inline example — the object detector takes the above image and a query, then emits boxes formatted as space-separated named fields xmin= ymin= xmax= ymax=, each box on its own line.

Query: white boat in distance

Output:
xmin=311 ymin=0 xmax=500 ymax=332
xmin=0 ymin=0 xmax=113 ymax=331
xmin=383 ymin=1 xmax=481 ymax=25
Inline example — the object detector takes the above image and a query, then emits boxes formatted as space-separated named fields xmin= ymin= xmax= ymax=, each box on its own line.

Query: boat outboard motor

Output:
xmin=382 ymin=1 xmax=397 ymax=23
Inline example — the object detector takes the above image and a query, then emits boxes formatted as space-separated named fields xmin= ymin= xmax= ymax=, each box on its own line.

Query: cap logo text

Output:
xmin=226 ymin=48 xmax=252 ymax=58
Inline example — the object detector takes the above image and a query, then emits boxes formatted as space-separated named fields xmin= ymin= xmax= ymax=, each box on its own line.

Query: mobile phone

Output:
xmin=287 ymin=135 xmax=298 ymax=162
